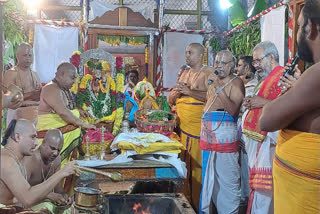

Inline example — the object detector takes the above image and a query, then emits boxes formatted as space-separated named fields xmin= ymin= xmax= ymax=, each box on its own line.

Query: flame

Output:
xmin=132 ymin=203 xmax=151 ymax=214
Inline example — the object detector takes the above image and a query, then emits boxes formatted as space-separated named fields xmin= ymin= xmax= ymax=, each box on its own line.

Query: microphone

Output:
xmin=208 ymin=70 xmax=221 ymax=85
xmin=283 ymin=54 xmax=300 ymax=76
xmin=277 ymin=54 xmax=299 ymax=87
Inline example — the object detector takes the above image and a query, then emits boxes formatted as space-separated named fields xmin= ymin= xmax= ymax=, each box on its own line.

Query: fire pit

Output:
xmin=102 ymin=193 xmax=195 ymax=214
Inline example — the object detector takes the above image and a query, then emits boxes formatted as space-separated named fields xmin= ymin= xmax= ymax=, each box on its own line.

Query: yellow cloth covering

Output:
xmin=274 ymin=129 xmax=320 ymax=214
xmin=176 ymin=97 xmax=204 ymax=212
xmin=118 ymin=140 xmax=184 ymax=154
xmin=36 ymin=109 xmax=81 ymax=167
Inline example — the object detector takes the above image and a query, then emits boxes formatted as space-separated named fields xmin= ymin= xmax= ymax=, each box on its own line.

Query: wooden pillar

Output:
xmin=119 ymin=7 xmax=128 ymax=26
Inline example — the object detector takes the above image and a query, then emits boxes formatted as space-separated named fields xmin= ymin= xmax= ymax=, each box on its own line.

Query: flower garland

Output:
xmin=70 ymin=51 xmax=81 ymax=69
xmin=77 ymin=74 xmax=117 ymax=123
xmin=112 ymin=56 xmax=125 ymax=136
xmin=70 ymin=50 xmax=82 ymax=94
xmin=98 ymin=35 xmax=147 ymax=46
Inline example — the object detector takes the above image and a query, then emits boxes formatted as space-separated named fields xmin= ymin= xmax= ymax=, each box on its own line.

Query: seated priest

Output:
xmin=23 ymin=129 xmax=72 ymax=212
xmin=0 ymin=119 xmax=78 ymax=209
xmin=37 ymin=62 xmax=96 ymax=191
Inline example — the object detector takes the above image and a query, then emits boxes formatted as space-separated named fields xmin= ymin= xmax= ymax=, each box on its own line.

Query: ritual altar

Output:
xmin=63 ymin=5 xmax=195 ymax=213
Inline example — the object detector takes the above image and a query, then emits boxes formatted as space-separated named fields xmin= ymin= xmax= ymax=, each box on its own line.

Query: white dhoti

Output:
xmin=200 ymin=111 xmax=241 ymax=214
xmin=201 ymin=151 xmax=240 ymax=214
xmin=242 ymin=110 xmax=278 ymax=214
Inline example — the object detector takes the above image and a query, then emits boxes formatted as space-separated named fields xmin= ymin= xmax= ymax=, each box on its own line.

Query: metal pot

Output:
xmin=74 ymin=187 xmax=101 ymax=207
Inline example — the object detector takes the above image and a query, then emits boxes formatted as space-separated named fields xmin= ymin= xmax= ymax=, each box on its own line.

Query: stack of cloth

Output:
xmin=111 ymin=133 xmax=183 ymax=154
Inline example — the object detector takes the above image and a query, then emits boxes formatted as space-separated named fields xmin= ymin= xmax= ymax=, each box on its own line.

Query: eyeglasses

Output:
xmin=214 ymin=60 xmax=233 ymax=66
xmin=252 ymin=54 xmax=270 ymax=66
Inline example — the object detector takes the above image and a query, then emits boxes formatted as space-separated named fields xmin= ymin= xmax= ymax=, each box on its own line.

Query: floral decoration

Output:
xmin=76 ymin=73 xmax=117 ymax=123
xmin=112 ymin=56 xmax=125 ymax=135
xmin=70 ymin=51 xmax=81 ymax=68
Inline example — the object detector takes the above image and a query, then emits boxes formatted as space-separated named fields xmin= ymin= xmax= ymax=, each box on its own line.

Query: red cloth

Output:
xmin=83 ymin=129 xmax=114 ymax=144
xmin=242 ymin=66 xmax=283 ymax=142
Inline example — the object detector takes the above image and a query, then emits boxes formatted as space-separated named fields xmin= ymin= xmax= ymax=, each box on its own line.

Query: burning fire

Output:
xmin=132 ymin=202 xmax=151 ymax=214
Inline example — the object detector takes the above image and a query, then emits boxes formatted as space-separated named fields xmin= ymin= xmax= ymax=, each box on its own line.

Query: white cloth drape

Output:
xmin=261 ymin=6 xmax=287 ymax=66
xmin=33 ymin=24 xmax=78 ymax=83
xmin=162 ymin=32 xmax=203 ymax=96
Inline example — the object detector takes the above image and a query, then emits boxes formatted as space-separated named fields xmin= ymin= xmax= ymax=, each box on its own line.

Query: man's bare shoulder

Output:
xmin=202 ymin=66 xmax=214 ymax=73
xmin=292 ymin=63 xmax=320 ymax=93
xmin=230 ymin=77 xmax=245 ymax=97
xmin=0 ymin=153 xmax=18 ymax=175
xmin=53 ymin=156 xmax=62 ymax=170
xmin=299 ymin=62 xmax=320 ymax=80
xmin=31 ymin=70 xmax=40 ymax=77
xmin=23 ymin=153 xmax=38 ymax=166
xmin=233 ymin=76 xmax=245 ymax=87
xmin=41 ymin=82 xmax=59 ymax=94
xmin=3 ymin=68 xmax=18 ymax=78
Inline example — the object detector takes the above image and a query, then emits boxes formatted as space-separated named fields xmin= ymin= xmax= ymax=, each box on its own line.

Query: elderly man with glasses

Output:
xmin=199 ymin=50 xmax=245 ymax=214
xmin=241 ymin=41 xmax=284 ymax=214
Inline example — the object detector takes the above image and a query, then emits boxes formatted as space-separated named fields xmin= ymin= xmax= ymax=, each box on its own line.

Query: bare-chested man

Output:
xmin=3 ymin=43 xmax=41 ymax=125
xmin=260 ymin=2 xmax=320 ymax=213
xmin=0 ymin=119 xmax=77 ymax=208
xmin=168 ymin=43 xmax=214 ymax=212
xmin=24 ymin=129 xmax=68 ymax=205
xmin=199 ymin=50 xmax=244 ymax=214
xmin=37 ymin=62 xmax=95 ymax=173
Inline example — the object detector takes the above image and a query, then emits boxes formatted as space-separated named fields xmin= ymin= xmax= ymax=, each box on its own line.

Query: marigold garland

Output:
xmin=77 ymin=73 xmax=116 ymax=123
xmin=72 ymin=51 xmax=81 ymax=55
xmin=112 ymin=56 xmax=125 ymax=136
xmin=79 ymin=74 xmax=93 ymax=89
xmin=70 ymin=75 xmax=79 ymax=94
xmin=99 ymin=75 xmax=111 ymax=94
xmin=101 ymin=61 xmax=111 ymax=71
